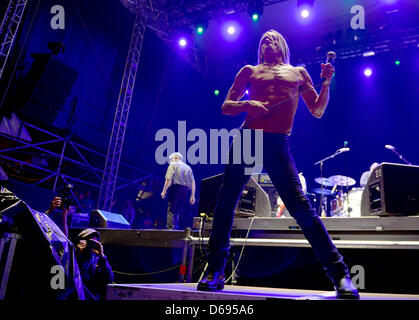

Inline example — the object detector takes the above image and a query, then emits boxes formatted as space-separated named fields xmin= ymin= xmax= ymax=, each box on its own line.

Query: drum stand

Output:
xmin=314 ymin=149 xmax=347 ymax=216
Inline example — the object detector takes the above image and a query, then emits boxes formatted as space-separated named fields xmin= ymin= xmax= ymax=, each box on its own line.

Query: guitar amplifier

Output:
xmin=361 ymin=162 xmax=419 ymax=216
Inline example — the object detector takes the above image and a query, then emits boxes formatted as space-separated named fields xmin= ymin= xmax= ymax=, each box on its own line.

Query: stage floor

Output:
xmin=106 ymin=283 xmax=419 ymax=300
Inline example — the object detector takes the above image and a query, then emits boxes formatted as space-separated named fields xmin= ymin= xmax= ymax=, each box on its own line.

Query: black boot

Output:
xmin=197 ymin=268 xmax=226 ymax=292
xmin=334 ymin=276 xmax=360 ymax=299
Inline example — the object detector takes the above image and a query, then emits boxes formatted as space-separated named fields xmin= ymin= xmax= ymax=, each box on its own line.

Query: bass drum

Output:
xmin=330 ymin=192 xmax=347 ymax=217
xmin=345 ymin=187 xmax=364 ymax=217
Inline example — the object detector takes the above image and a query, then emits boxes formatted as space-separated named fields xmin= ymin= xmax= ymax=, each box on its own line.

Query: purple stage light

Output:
xmin=297 ymin=0 xmax=314 ymax=20
xmin=300 ymin=9 xmax=310 ymax=18
xmin=178 ymin=38 xmax=187 ymax=48
xmin=222 ymin=21 xmax=240 ymax=41
xmin=227 ymin=26 xmax=236 ymax=35
xmin=363 ymin=68 xmax=373 ymax=77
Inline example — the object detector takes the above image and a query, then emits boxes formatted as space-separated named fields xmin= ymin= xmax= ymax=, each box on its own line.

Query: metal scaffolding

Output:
xmin=0 ymin=0 xmax=28 ymax=81
xmin=0 ymin=119 xmax=152 ymax=212
xmin=98 ymin=14 xmax=148 ymax=211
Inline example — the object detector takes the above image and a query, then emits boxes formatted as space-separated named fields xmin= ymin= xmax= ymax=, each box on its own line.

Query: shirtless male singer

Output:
xmin=197 ymin=30 xmax=359 ymax=299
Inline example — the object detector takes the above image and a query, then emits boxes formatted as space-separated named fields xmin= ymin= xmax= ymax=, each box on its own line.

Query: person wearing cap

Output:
xmin=75 ymin=228 xmax=114 ymax=300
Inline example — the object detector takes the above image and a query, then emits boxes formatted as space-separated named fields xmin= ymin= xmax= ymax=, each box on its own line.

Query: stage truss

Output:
xmin=98 ymin=14 xmax=148 ymax=211
xmin=0 ymin=0 xmax=28 ymax=81
xmin=0 ymin=119 xmax=152 ymax=211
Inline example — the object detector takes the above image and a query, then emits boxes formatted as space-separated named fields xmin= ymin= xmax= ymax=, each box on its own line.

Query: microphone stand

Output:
xmin=314 ymin=149 xmax=347 ymax=216
xmin=389 ymin=148 xmax=411 ymax=165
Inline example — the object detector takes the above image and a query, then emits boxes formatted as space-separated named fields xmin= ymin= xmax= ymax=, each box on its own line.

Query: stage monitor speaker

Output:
xmin=198 ymin=173 xmax=271 ymax=217
xmin=361 ymin=162 xmax=419 ymax=216
xmin=89 ymin=209 xmax=130 ymax=229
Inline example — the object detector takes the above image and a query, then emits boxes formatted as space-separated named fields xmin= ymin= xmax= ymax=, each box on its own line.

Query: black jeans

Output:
xmin=167 ymin=184 xmax=189 ymax=229
xmin=208 ymin=129 xmax=349 ymax=283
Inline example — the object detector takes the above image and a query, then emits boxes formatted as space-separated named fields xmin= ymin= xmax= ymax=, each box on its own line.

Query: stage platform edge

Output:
xmin=106 ymin=283 xmax=419 ymax=300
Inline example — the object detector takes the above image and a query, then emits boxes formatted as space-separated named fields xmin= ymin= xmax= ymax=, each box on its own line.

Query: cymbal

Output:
xmin=328 ymin=175 xmax=356 ymax=186
xmin=312 ymin=188 xmax=334 ymax=196
xmin=314 ymin=177 xmax=334 ymax=187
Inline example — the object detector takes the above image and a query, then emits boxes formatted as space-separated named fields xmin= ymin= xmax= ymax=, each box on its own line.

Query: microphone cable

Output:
xmin=245 ymin=79 xmax=326 ymax=124
xmin=225 ymin=216 xmax=255 ymax=284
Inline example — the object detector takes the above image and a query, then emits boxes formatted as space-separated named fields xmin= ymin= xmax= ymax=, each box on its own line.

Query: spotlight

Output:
xmin=214 ymin=89 xmax=220 ymax=96
xmin=363 ymin=68 xmax=373 ymax=77
xmin=227 ymin=26 xmax=235 ymax=34
xmin=227 ymin=26 xmax=236 ymax=34
xmin=297 ymin=0 xmax=315 ymax=18
xmin=194 ymin=15 xmax=209 ymax=35
xmin=171 ymin=25 xmax=192 ymax=49
xmin=395 ymin=60 xmax=400 ymax=66
xmin=178 ymin=38 xmax=187 ymax=48
xmin=223 ymin=22 xmax=240 ymax=41
xmin=301 ymin=9 xmax=310 ymax=18
xmin=247 ymin=0 xmax=264 ymax=22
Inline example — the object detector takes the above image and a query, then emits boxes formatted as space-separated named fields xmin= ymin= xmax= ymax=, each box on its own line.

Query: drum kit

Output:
xmin=312 ymin=175 xmax=363 ymax=217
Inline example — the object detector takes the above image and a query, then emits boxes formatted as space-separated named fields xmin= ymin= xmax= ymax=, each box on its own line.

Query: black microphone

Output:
xmin=326 ymin=51 xmax=337 ymax=64
xmin=322 ymin=51 xmax=336 ymax=82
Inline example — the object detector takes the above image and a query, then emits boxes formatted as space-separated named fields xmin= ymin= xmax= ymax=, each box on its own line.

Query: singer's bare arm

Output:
xmin=298 ymin=64 xmax=334 ymax=118
xmin=222 ymin=65 xmax=269 ymax=118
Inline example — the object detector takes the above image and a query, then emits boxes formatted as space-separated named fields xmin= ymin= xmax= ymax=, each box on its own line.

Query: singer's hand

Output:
xmin=245 ymin=100 xmax=269 ymax=118
xmin=320 ymin=63 xmax=335 ymax=84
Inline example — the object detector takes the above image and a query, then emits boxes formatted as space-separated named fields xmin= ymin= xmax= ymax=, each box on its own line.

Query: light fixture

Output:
xmin=363 ymin=67 xmax=373 ymax=77
xmin=363 ymin=51 xmax=375 ymax=57
xmin=297 ymin=0 xmax=315 ymax=18
xmin=194 ymin=14 xmax=209 ymax=35
xmin=178 ymin=38 xmax=187 ymax=48
xmin=227 ymin=26 xmax=235 ymax=34
xmin=247 ymin=0 xmax=264 ymax=22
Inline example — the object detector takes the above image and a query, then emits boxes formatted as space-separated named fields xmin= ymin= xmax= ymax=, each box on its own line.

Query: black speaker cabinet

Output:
xmin=199 ymin=173 xmax=271 ymax=218
xmin=17 ymin=53 xmax=78 ymax=125
xmin=361 ymin=162 xmax=419 ymax=216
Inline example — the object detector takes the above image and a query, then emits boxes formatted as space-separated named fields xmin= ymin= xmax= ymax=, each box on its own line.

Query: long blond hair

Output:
xmin=257 ymin=30 xmax=290 ymax=65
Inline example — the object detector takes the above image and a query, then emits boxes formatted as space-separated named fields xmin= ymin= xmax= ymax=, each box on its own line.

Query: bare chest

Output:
xmin=250 ymin=65 xmax=302 ymax=89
